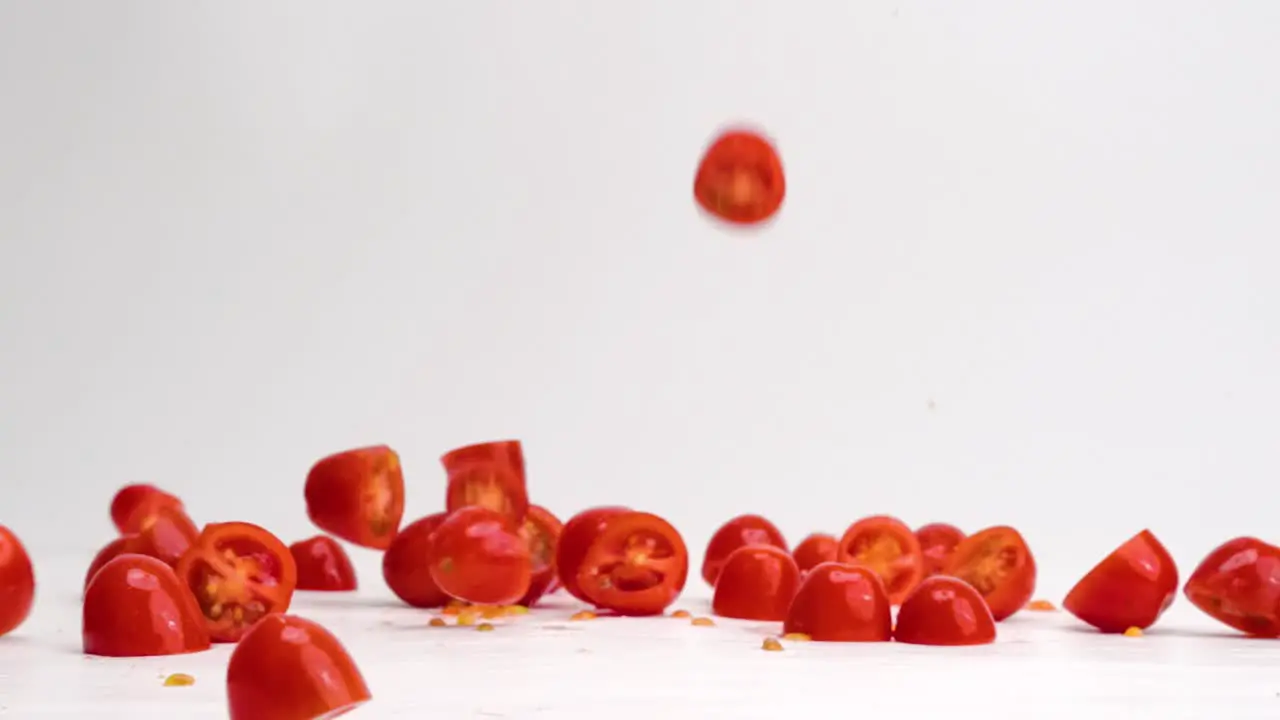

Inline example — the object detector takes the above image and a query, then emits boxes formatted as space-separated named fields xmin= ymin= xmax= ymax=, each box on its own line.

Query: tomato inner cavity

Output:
xmin=462 ymin=473 xmax=512 ymax=515
xmin=849 ymin=533 xmax=911 ymax=581
xmin=962 ymin=544 xmax=1018 ymax=594
xmin=193 ymin=542 xmax=282 ymax=626
xmin=595 ymin=532 xmax=675 ymax=592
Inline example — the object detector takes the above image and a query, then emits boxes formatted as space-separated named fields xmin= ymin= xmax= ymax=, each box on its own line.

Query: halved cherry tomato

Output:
xmin=117 ymin=487 xmax=186 ymax=536
xmin=175 ymin=522 xmax=298 ymax=643
xmin=83 ymin=554 xmax=209 ymax=656
xmin=894 ymin=575 xmax=997 ymax=646
xmin=518 ymin=504 xmax=563 ymax=607
xmin=693 ymin=128 xmax=786 ymax=226
xmin=1063 ymin=529 xmax=1178 ymax=634
xmin=442 ymin=440 xmax=529 ymax=524
xmin=711 ymin=545 xmax=801 ymax=621
xmin=227 ymin=614 xmax=370 ymax=720
xmin=837 ymin=515 xmax=923 ymax=604
xmin=382 ymin=513 xmax=450 ymax=608
xmin=1184 ymin=536 xmax=1280 ymax=637
xmin=702 ymin=514 xmax=788 ymax=587
xmin=783 ymin=561 xmax=891 ymax=642
xmin=289 ymin=535 xmax=357 ymax=592
xmin=84 ymin=508 xmax=200 ymax=590
xmin=85 ymin=536 xmax=145 ymax=590
xmin=556 ymin=506 xmax=630 ymax=602
xmin=577 ymin=511 xmax=689 ymax=616
xmin=0 ymin=525 xmax=35 ymax=637
xmin=427 ymin=506 xmax=531 ymax=606
xmin=943 ymin=525 xmax=1037 ymax=622
xmin=305 ymin=445 xmax=405 ymax=550
xmin=916 ymin=523 xmax=966 ymax=577
xmin=792 ymin=533 xmax=839 ymax=574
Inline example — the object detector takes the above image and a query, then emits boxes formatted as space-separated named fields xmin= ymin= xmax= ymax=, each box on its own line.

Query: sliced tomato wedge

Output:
xmin=576 ymin=511 xmax=689 ymax=616
xmin=943 ymin=525 xmax=1037 ymax=621
xmin=442 ymin=440 xmax=529 ymax=523
xmin=837 ymin=515 xmax=924 ymax=604
xmin=175 ymin=522 xmax=298 ymax=643
xmin=518 ymin=505 xmax=563 ymax=607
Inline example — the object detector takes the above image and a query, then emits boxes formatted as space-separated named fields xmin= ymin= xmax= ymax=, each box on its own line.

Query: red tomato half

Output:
xmin=428 ymin=507 xmax=532 ymax=606
xmin=783 ymin=562 xmax=891 ymax=642
xmin=118 ymin=488 xmax=186 ymax=536
xmin=556 ymin=506 xmax=630 ymax=603
xmin=0 ymin=525 xmax=35 ymax=637
xmin=305 ymin=445 xmax=405 ymax=550
xmin=442 ymin=440 xmax=529 ymax=524
xmin=84 ymin=508 xmax=200 ymax=589
xmin=175 ymin=522 xmax=298 ymax=642
xmin=1184 ymin=536 xmax=1280 ymax=637
xmin=693 ymin=128 xmax=786 ymax=226
xmin=792 ymin=533 xmax=839 ymax=574
xmin=837 ymin=515 xmax=924 ymax=604
xmin=82 ymin=554 xmax=209 ymax=656
xmin=382 ymin=513 xmax=450 ymax=608
xmin=111 ymin=484 xmax=183 ymax=535
xmin=289 ymin=535 xmax=358 ymax=592
xmin=518 ymin=505 xmax=563 ymax=607
xmin=577 ymin=511 xmax=689 ymax=616
xmin=711 ymin=545 xmax=801 ymax=621
xmin=943 ymin=526 xmax=1037 ymax=622
xmin=916 ymin=523 xmax=966 ymax=577
xmin=1063 ymin=529 xmax=1178 ymax=633
xmin=702 ymin=514 xmax=788 ymax=587
xmin=894 ymin=575 xmax=997 ymax=646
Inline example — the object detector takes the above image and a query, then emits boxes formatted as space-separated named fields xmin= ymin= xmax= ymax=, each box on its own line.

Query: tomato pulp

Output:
xmin=894 ymin=575 xmax=997 ymax=646
xmin=383 ymin=513 xmax=450 ymax=608
xmin=427 ymin=506 xmax=532 ymax=606
xmin=916 ymin=523 xmax=966 ymax=577
xmin=82 ymin=554 xmax=210 ymax=656
xmin=305 ymin=445 xmax=406 ymax=550
xmin=711 ymin=545 xmax=801 ymax=621
xmin=289 ymin=535 xmax=358 ymax=592
xmin=837 ymin=515 xmax=924 ymax=604
xmin=0 ymin=525 xmax=35 ymax=637
xmin=943 ymin=526 xmax=1037 ymax=622
xmin=783 ymin=562 xmax=892 ymax=642
xmin=1184 ymin=536 xmax=1280 ymax=637
xmin=693 ymin=128 xmax=786 ymax=226
xmin=175 ymin=522 xmax=298 ymax=642
xmin=577 ymin=511 xmax=689 ymax=616
xmin=442 ymin=440 xmax=530 ymax=524
xmin=556 ymin=506 xmax=631 ymax=603
xmin=518 ymin=505 xmax=563 ymax=607
xmin=701 ymin=514 xmax=788 ymax=587
xmin=1063 ymin=529 xmax=1178 ymax=633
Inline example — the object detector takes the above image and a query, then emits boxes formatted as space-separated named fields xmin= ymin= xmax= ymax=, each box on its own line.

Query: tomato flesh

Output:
xmin=783 ymin=562 xmax=891 ymax=642
xmin=82 ymin=554 xmax=210 ymax=656
xmin=693 ymin=129 xmax=786 ymax=226
xmin=943 ymin=525 xmax=1037 ymax=621
xmin=1063 ymin=529 xmax=1178 ymax=633
xmin=711 ymin=545 xmax=801 ymax=621
xmin=518 ymin=505 xmax=563 ymax=607
xmin=837 ymin=515 xmax=923 ymax=604
xmin=1184 ymin=536 xmax=1280 ymax=637
xmin=556 ymin=506 xmax=630 ymax=603
xmin=176 ymin=522 xmax=298 ymax=643
xmin=578 ymin=511 xmax=688 ymax=616
xmin=893 ymin=576 xmax=997 ymax=646
xmin=701 ymin=514 xmax=788 ymax=587
xmin=305 ymin=445 xmax=406 ymax=550
xmin=442 ymin=441 xmax=530 ymax=524
xmin=0 ymin=526 xmax=35 ymax=637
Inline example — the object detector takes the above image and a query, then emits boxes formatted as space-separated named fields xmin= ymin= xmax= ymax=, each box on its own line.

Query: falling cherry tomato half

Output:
xmin=693 ymin=128 xmax=786 ymax=226
xmin=0 ymin=525 xmax=35 ymax=637
xmin=83 ymin=507 xmax=200 ymax=591
xmin=711 ymin=545 xmax=801 ymax=621
xmin=175 ymin=522 xmax=298 ymax=643
xmin=442 ymin=440 xmax=530 ymax=525
xmin=916 ymin=523 xmax=966 ymax=577
xmin=289 ymin=535 xmax=358 ymax=592
xmin=702 ymin=514 xmax=788 ymax=587
xmin=117 ymin=487 xmax=187 ymax=537
xmin=304 ymin=444 xmax=406 ymax=550
xmin=577 ymin=511 xmax=689 ymax=616
xmin=1184 ymin=536 xmax=1280 ymax=637
xmin=226 ymin=614 xmax=371 ymax=720
xmin=1063 ymin=529 xmax=1178 ymax=634
xmin=893 ymin=575 xmax=997 ymax=646
xmin=382 ymin=513 xmax=450 ymax=608
xmin=82 ymin=554 xmax=210 ymax=657
xmin=427 ymin=506 xmax=532 ymax=606
xmin=556 ymin=506 xmax=631 ymax=603
xmin=792 ymin=533 xmax=839 ymax=574
xmin=783 ymin=561 xmax=891 ymax=642
xmin=837 ymin=515 xmax=924 ymax=605
xmin=943 ymin=525 xmax=1037 ymax=622
xmin=518 ymin=504 xmax=563 ymax=607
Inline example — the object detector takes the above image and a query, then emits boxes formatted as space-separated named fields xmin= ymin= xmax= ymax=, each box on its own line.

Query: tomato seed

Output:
xmin=428 ymin=618 xmax=447 ymax=627
xmin=163 ymin=673 xmax=195 ymax=687
xmin=1123 ymin=626 xmax=1144 ymax=637
xmin=782 ymin=632 xmax=812 ymax=642
xmin=476 ymin=623 xmax=496 ymax=632
xmin=691 ymin=617 xmax=715 ymax=627
xmin=762 ymin=637 xmax=784 ymax=652
xmin=670 ymin=609 xmax=691 ymax=618
xmin=1026 ymin=599 xmax=1057 ymax=611
xmin=569 ymin=610 xmax=597 ymax=621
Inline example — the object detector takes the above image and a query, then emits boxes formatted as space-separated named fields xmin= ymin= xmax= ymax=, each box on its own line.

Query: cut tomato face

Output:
xmin=427 ymin=507 xmax=532 ymax=606
xmin=783 ymin=562 xmax=891 ymax=642
xmin=304 ymin=445 xmax=406 ymax=550
xmin=577 ymin=511 xmax=689 ymax=616
xmin=837 ymin=515 xmax=924 ymax=604
xmin=518 ymin=505 xmax=563 ymax=607
xmin=83 ymin=554 xmax=210 ymax=657
xmin=711 ymin=545 xmax=801 ymax=621
xmin=943 ymin=525 xmax=1037 ymax=622
xmin=555 ymin=506 xmax=630 ymax=603
xmin=0 ymin=525 xmax=35 ymax=637
xmin=792 ymin=533 xmax=839 ymax=574
xmin=916 ymin=523 xmax=966 ymax=577
xmin=175 ymin=522 xmax=298 ymax=643
xmin=1063 ymin=529 xmax=1178 ymax=634
xmin=289 ymin=535 xmax=358 ymax=592
xmin=442 ymin=441 xmax=529 ymax=524
xmin=701 ymin=514 xmax=788 ymax=587
xmin=693 ymin=128 xmax=786 ymax=226
xmin=382 ymin=513 xmax=450 ymax=608
xmin=894 ymin=575 xmax=997 ymax=646
xmin=1184 ymin=536 xmax=1280 ymax=637
xmin=441 ymin=439 xmax=526 ymax=480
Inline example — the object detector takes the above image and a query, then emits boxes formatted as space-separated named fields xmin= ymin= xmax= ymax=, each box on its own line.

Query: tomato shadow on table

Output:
xmin=290 ymin=592 xmax=410 ymax=611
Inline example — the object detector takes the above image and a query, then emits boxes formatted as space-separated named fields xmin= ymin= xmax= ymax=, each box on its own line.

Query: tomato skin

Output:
xmin=577 ymin=511 xmax=689 ymax=616
xmin=289 ymin=535 xmax=357 ymax=592
xmin=442 ymin=440 xmax=530 ymax=524
xmin=556 ymin=506 xmax=631 ymax=603
xmin=1063 ymin=529 xmax=1178 ymax=634
xmin=711 ymin=545 xmax=801 ymax=621
xmin=916 ymin=523 xmax=966 ymax=577
xmin=893 ymin=575 xmax=997 ymax=646
xmin=0 ymin=526 xmax=35 ymax=637
xmin=226 ymin=614 xmax=370 ymax=720
xmin=1184 ymin=536 xmax=1280 ymax=637
xmin=176 ymin=522 xmax=298 ymax=643
xmin=382 ymin=513 xmax=450 ymax=608
xmin=693 ymin=128 xmax=786 ymax=226
xmin=943 ymin=525 xmax=1037 ymax=622
xmin=792 ymin=533 xmax=839 ymax=574
xmin=836 ymin=515 xmax=924 ymax=605
xmin=118 ymin=488 xmax=186 ymax=536
xmin=82 ymin=554 xmax=210 ymax=656
xmin=305 ymin=445 xmax=406 ymax=550
xmin=702 ymin=514 xmax=788 ymax=587
xmin=783 ymin=562 xmax=892 ymax=642
xmin=518 ymin=505 xmax=563 ymax=607
xmin=85 ymin=536 xmax=146 ymax=590
xmin=428 ymin=507 xmax=532 ymax=606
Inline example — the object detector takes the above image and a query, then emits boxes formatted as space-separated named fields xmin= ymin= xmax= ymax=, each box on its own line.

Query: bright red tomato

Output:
xmin=82 ymin=554 xmax=209 ymax=656
xmin=428 ymin=506 xmax=532 ymax=606
xmin=227 ymin=614 xmax=371 ymax=720
xmin=1184 ymin=536 xmax=1280 ymax=637
xmin=837 ymin=515 xmax=924 ymax=604
xmin=693 ymin=128 xmax=786 ymax=226
xmin=916 ymin=523 xmax=966 ymax=577
xmin=556 ymin=506 xmax=630 ymax=603
xmin=305 ymin=445 xmax=405 ymax=550
xmin=1063 ymin=529 xmax=1178 ymax=633
xmin=711 ymin=545 xmax=801 ymax=621
xmin=783 ymin=562 xmax=891 ymax=642
xmin=577 ymin=511 xmax=689 ymax=616
xmin=289 ymin=535 xmax=357 ymax=592
xmin=86 ymin=536 xmax=143 ymax=590
xmin=893 ymin=575 xmax=997 ymax=646
xmin=442 ymin=440 xmax=530 ymax=524
xmin=0 ymin=526 xmax=35 ymax=637
xmin=84 ymin=508 xmax=200 ymax=589
xmin=175 ymin=522 xmax=298 ymax=642
xmin=518 ymin=505 xmax=563 ymax=607
xmin=382 ymin=513 xmax=450 ymax=608
xmin=118 ymin=487 xmax=186 ymax=536
xmin=702 ymin=514 xmax=788 ymax=587
xmin=792 ymin=533 xmax=839 ymax=573
xmin=943 ymin=525 xmax=1037 ymax=621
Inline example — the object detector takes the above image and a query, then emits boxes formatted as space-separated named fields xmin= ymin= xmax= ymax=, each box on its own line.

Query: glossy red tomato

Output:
xmin=305 ymin=445 xmax=405 ymax=550
xmin=837 ymin=515 xmax=924 ymax=604
xmin=792 ymin=533 xmax=839 ymax=573
xmin=82 ymin=554 xmax=209 ymax=656
xmin=693 ymin=128 xmax=786 ymax=226
xmin=382 ymin=513 xmax=449 ymax=608
xmin=227 ymin=614 xmax=370 ymax=720
xmin=427 ymin=506 xmax=532 ymax=605
xmin=175 ymin=522 xmax=298 ymax=642
xmin=893 ymin=575 xmax=997 ymax=646
xmin=711 ymin=545 xmax=801 ymax=621
xmin=84 ymin=508 xmax=201 ymax=589
xmin=577 ymin=511 xmax=689 ymax=616
xmin=943 ymin=525 xmax=1037 ymax=622
xmin=1184 ymin=536 xmax=1280 ymax=637
xmin=85 ymin=536 xmax=144 ymax=590
xmin=518 ymin=505 xmax=563 ymax=607
xmin=117 ymin=487 xmax=186 ymax=536
xmin=1063 ymin=529 xmax=1178 ymax=633
xmin=783 ymin=562 xmax=892 ymax=642
xmin=702 ymin=514 xmax=788 ymax=587
xmin=0 ymin=525 xmax=35 ymax=637
xmin=442 ymin=440 xmax=530 ymax=524
xmin=556 ymin=506 xmax=630 ymax=603
xmin=916 ymin=523 xmax=966 ymax=577
xmin=289 ymin=535 xmax=357 ymax=592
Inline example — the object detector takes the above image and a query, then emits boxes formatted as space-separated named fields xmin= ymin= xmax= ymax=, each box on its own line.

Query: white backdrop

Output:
xmin=2 ymin=1 xmax=1279 ymax=604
